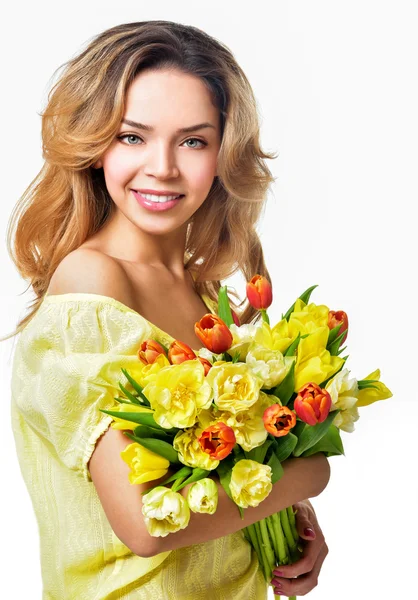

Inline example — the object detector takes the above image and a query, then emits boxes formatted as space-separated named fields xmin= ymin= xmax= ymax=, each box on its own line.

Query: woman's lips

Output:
xmin=132 ymin=190 xmax=184 ymax=212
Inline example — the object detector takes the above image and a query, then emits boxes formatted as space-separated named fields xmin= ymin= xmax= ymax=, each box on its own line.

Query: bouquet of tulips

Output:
xmin=100 ymin=276 xmax=392 ymax=600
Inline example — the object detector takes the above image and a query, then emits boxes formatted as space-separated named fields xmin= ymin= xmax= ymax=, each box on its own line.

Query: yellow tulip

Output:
xmin=120 ymin=443 xmax=170 ymax=484
xmin=142 ymin=486 xmax=190 ymax=537
xmin=205 ymin=362 xmax=262 ymax=414
xmin=109 ymin=403 xmax=155 ymax=431
xmin=288 ymin=298 xmax=330 ymax=333
xmin=294 ymin=326 xmax=345 ymax=391
xmin=253 ymin=319 xmax=297 ymax=354
xmin=355 ymin=369 xmax=393 ymax=408
xmin=187 ymin=478 xmax=218 ymax=514
xmin=245 ymin=345 xmax=288 ymax=389
xmin=142 ymin=359 xmax=212 ymax=429
xmin=229 ymin=459 xmax=272 ymax=508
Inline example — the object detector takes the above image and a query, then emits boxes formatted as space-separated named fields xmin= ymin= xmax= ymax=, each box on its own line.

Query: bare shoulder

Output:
xmin=47 ymin=247 xmax=136 ymax=307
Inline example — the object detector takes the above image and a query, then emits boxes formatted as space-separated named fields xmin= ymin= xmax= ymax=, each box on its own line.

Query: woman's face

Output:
xmin=94 ymin=68 xmax=222 ymax=235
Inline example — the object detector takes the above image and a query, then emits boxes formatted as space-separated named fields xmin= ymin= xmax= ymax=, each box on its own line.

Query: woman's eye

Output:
xmin=117 ymin=134 xmax=207 ymax=149
xmin=118 ymin=134 xmax=142 ymax=145
xmin=183 ymin=138 xmax=207 ymax=149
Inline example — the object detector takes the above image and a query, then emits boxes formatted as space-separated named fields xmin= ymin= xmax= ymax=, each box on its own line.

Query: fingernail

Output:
xmin=273 ymin=569 xmax=284 ymax=576
xmin=304 ymin=527 xmax=315 ymax=538
xmin=272 ymin=580 xmax=283 ymax=589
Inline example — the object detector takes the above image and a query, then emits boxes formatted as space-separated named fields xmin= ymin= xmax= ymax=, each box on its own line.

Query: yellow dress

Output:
xmin=10 ymin=292 xmax=268 ymax=600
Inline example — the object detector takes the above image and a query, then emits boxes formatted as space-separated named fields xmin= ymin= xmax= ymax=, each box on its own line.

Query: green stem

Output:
xmin=254 ymin=521 xmax=270 ymax=581
xmin=287 ymin=505 xmax=299 ymax=543
xmin=280 ymin=508 xmax=297 ymax=551
xmin=271 ymin=512 xmax=289 ymax=564
xmin=266 ymin=515 xmax=280 ymax=558
xmin=246 ymin=524 xmax=261 ymax=559
xmin=259 ymin=518 xmax=275 ymax=577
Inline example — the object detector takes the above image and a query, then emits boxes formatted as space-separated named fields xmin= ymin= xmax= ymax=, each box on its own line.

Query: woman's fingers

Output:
xmin=272 ymin=542 xmax=329 ymax=597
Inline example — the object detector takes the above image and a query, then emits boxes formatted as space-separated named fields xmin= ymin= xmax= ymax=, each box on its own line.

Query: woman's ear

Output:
xmin=92 ymin=159 xmax=103 ymax=169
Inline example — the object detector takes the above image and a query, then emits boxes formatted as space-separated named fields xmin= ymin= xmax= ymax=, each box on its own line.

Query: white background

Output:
xmin=1 ymin=1 xmax=416 ymax=598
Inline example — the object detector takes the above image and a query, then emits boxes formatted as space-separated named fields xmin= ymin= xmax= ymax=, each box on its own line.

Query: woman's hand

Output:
xmin=270 ymin=499 xmax=329 ymax=597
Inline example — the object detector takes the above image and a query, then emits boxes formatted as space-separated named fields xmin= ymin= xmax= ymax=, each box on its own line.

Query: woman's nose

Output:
xmin=143 ymin=143 xmax=180 ymax=179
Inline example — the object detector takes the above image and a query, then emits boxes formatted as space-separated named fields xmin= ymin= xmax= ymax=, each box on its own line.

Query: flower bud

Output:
xmin=263 ymin=403 xmax=296 ymax=437
xmin=246 ymin=275 xmax=273 ymax=310
xmin=168 ymin=340 xmax=197 ymax=364
xmin=187 ymin=478 xmax=219 ymax=514
xmin=137 ymin=339 xmax=167 ymax=365
xmin=328 ymin=310 xmax=349 ymax=345
xmin=120 ymin=442 xmax=170 ymax=484
xmin=198 ymin=421 xmax=236 ymax=460
xmin=195 ymin=314 xmax=233 ymax=354
xmin=142 ymin=486 xmax=190 ymax=537
xmin=294 ymin=382 xmax=332 ymax=425
xmin=229 ymin=459 xmax=272 ymax=508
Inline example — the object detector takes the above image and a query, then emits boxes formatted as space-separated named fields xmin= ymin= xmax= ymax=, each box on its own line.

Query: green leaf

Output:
xmin=283 ymin=285 xmax=319 ymax=321
xmin=293 ymin=410 xmax=340 ymax=457
xmin=122 ymin=434 xmax=180 ymax=464
xmin=327 ymin=329 xmax=347 ymax=356
xmin=266 ymin=450 xmax=284 ymax=484
xmin=218 ymin=285 xmax=234 ymax=327
xmin=100 ymin=409 xmax=162 ymax=430
xmin=273 ymin=431 xmax=298 ymax=462
xmin=175 ymin=468 xmax=211 ymax=492
xmin=118 ymin=382 xmax=144 ymax=405
xmin=133 ymin=425 xmax=172 ymax=439
xmin=299 ymin=424 xmax=345 ymax=457
xmin=140 ymin=466 xmax=193 ymax=495
xmin=120 ymin=368 xmax=151 ymax=405
xmin=244 ymin=440 xmax=272 ymax=464
xmin=113 ymin=396 xmax=137 ymax=406
xmin=216 ymin=456 xmax=235 ymax=502
xmin=270 ymin=360 xmax=296 ymax=405
xmin=283 ymin=332 xmax=301 ymax=357
xmin=357 ymin=379 xmax=380 ymax=390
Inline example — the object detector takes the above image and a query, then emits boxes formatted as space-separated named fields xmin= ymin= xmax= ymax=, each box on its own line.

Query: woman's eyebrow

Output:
xmin=121 ymin=118 xmax=216 ymax=134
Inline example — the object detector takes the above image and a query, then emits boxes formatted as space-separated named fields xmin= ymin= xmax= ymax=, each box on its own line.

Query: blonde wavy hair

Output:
xmin=2 ymin=20 xmax=277 ymax=342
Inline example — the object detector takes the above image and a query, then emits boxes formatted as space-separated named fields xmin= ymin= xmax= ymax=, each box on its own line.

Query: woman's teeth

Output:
xmin=141 ymin=193 xmax=182 ymax=203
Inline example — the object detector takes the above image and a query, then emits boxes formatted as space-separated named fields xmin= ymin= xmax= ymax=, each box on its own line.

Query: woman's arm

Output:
xmin=157 ymin=453 xmax=330 ymax=555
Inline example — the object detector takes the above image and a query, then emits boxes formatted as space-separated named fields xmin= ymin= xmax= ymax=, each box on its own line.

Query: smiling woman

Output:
xmin=4 ymin=18 xmax=331 ymax=600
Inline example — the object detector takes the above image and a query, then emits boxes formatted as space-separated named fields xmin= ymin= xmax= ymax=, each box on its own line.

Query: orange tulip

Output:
xmin=168 ymin=340 xmax=197 ymax=365
xmin=198 ymin=421 xmax=236 ymax=460
xmin=137 ymin=339 xmax=167 ymax=365
xmin=197 ymin=356 xmax=213 ymax=376
xmin=246 ymin=275 xmax=273 ymax=310
xmin=294 ymin=382 xmax=332 ymax=426
xmin=328 ymin=310 xmax=349 ymax=345
xmin=263 ymin=404 xmax=296 ymax=437
xmin=195 ymin=314 xmax=233 ymax=354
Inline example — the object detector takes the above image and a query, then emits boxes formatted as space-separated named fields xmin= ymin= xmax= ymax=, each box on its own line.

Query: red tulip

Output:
xmin=328 ymin=310 xmax=349 ymax=345
xmin=263 ymin=404 xmax=296 ymax=437
xmin=198 ymin=421 xmax=236 ymax=460
xmin=294 ymin=382 xmax=332 ymax=426
xmin=137 ymin=339 xmax=166 ymax=365
xmin=168 ymin=340 xmax=197 ymax=365
xmin=195 ymin=314 xmax=233 ymax=354
xmin=246 ymin=275 xmax=273 ymax=310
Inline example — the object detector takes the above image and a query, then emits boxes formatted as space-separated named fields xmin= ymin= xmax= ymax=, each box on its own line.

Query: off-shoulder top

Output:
xmin=10 ymin=291 xmax=268 ymax=599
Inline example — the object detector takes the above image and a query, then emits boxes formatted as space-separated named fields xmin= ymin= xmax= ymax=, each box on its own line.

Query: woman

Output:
xmin=5 ymin=20 xmax=330 ymax=599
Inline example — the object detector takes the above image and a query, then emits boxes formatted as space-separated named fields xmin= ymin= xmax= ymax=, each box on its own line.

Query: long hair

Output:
xmin=2 ymin=20 xmax=277 ymax=341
